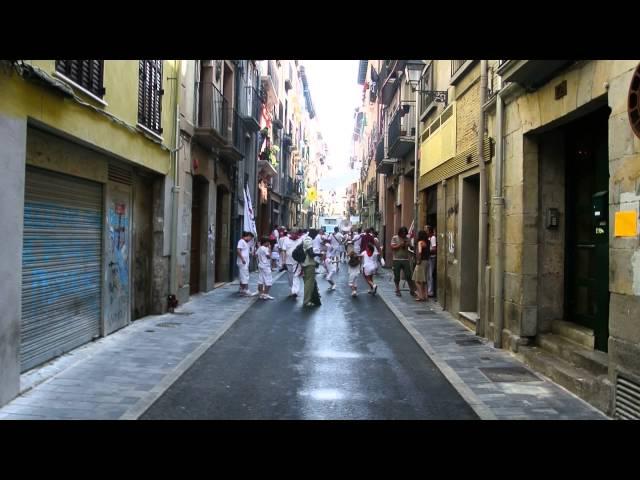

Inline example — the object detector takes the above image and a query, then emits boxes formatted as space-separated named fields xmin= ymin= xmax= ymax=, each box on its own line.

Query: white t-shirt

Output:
xmin=257 ymin=245 xmax=271 ymax=269
xmin=330 ymin=232 xmax=343 ymax=249
xmin=283 ymin=236 xmax=302 ymax=265
xmin=429 ymin=235 xmax=437 ymax=256
xmin=360 ymin=250 xmax=379 ymax=273
xmin=312 ymin=234 xmax=324 ymax=254
xmin=353 ymin=234 xmax=362 ymax=254
xmin=278 ymin=236 xmax=287 ymax=252
xmin=272 ymin=229 xmax=280 ymax=240
xmin=237 ymin=238 xmax=250 ymax=266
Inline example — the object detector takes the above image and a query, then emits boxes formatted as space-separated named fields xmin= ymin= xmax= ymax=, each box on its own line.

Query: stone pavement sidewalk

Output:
xmin=374 ymin=270 xmax=609 ymax=420
xmin=0 ymin=272 xmax=274 ymax=420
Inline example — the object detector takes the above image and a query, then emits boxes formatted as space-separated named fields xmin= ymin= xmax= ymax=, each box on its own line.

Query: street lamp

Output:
xmin=403 ymin=60 xmax=448 ymax=245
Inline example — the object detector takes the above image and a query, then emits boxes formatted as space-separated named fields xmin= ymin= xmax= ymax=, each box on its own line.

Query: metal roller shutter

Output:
xmin=21 ymin=167 xmax=103 ymax=372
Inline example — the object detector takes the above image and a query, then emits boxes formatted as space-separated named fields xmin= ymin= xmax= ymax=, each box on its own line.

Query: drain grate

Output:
xmin=615 ymin=374 xmax=640 ymax=420
xmin=156 ymin=322 xmax=182 ymax=328
xmin=479 ymin=367 xmax=540 ymax=383
xmin=171 ymin=311 xmax=194 ymax=316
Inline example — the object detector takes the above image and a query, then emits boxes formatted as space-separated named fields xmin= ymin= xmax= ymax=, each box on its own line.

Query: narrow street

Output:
xmin=141 ymin=269 xmax=478 ymax=420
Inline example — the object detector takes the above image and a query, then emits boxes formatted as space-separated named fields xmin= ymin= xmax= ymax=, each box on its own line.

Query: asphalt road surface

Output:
xmin=141 ymin=266 xmax=478 ymax=419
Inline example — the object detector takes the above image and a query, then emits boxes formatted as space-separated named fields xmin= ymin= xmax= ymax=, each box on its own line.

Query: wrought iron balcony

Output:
xmin=194 ymin=82 xmax=227 ymax=150
xmin=261 ymin=61 xmax=279 ymax=108
xmin=219 ymin=107 xmax=245 ymax=162
xmin=241 ymin=86 xmax=262 ymax=132
xmin=387 ymin=101 xmax=416 ymax=158
xmin=375 ymin=135 xmax=385 ymax=163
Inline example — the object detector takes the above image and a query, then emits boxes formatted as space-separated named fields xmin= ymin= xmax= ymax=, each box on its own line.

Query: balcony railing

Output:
xmin=243 ymin=85 xmax=262 ymax=126
xmin=230 ymin=108 xmax=244 ymax=152
xmin=375 ymin=136 xmax=385 ymax=163
xmin=268 ymin=61 xmax=279 ymax=97
xmin=387 ymin=102 xmax=416 ymax=158
xmin=197 ymin=82 xmax=226 ymax=137
xmin=451 ymin=60 xmax=467 ymax=77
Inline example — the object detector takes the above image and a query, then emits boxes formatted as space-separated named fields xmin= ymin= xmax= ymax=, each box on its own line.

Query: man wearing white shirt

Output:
xmin=352 ymin=228 xmax=363 ymax=255
xmin=282 ymin=230 xmax=303 ymax=297
xmin=236 ymin=231 xmax=257 ymax=297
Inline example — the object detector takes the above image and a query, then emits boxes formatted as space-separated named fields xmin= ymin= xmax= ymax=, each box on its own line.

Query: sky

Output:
xmin=301 ymin=60 xmax=361 ymax=196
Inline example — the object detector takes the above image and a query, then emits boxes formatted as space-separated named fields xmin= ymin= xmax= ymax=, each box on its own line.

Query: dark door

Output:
xmin=190 ymin=181 xmax=203 ymax=294
xmin=565 ymin=106 xmax=610 ymax=351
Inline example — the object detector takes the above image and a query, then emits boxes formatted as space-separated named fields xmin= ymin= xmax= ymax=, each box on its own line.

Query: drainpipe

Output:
xmin=476 ymin=60 xmax=488 ymax=337
xmin=413 ymin=86 xmax=420 ymax=246
xmin=493 ymin=79 xmax=505 ymax=348
xmin=169 ymin=60 xmax=182 ymax=300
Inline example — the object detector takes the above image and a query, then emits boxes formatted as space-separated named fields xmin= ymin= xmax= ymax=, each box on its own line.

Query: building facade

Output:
xmin=0 ymin=60 xmax=177 ymax=406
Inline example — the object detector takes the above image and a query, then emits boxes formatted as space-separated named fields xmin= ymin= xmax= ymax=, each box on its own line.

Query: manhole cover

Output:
xmin=479 ymin=367 xmax=540 ymax=383
xmin=455 ymin=337 xmax=483 ymax=346
xmin=145 ymin=330 xmax=155 ymax=333
xmin=156 ymin=322 xmax=182 ymax=328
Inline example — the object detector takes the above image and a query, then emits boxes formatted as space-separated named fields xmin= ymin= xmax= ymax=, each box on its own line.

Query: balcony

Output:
xmin=496 ymin=60 xmax=574 ymax=91
xmin=218 ymin=108 xmax=245 ymax=162
xmin=194 ymin=82 xmax=227 ymax=150
xmin=376 ymin=158 xmax=396 ymax=175
xmin=375 ymin=136 xmax=385 ymax=163
xmin=261 ymin=61 xmax=279 ymax=108
xmin=241 ymin=86 xmax=262 ymax=132
xmin=451 ymin=60 xmax=466 ymax=77
xmin=387 ymin=101 xmax=416 ymax=158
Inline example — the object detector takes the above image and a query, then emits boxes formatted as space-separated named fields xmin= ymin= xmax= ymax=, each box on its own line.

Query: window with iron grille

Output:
xmin=55 ymin=60 xmax=105 ymax=98
xmin=138 ymin=60 xmax=164 ymax=135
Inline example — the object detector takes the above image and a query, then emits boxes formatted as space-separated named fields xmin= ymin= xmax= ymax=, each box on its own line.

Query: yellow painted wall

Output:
xmin=0 ymin=60 xmax=177 ymax=175
xmin=420 ymin=103 xmax=456 ymax=176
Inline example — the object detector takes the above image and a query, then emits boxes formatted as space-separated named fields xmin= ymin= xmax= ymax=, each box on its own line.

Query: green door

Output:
xmin=565 ymin=107 xmax=610 ymax=352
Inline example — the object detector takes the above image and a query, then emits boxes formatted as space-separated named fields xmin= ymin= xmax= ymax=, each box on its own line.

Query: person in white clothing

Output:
xmin=276 ymin=230 xmax=287 ymax=272
xmin=256 ymin=236 xmax=274 ymax=300
xmin=323 ymin=239 xmax=337 ymax=291
xmin=329 ymin=227 xmax=344 ymax=270
xmin=352 ymin=228 xmax=363 ymax=255
xmin=360 ymin=243 xmax=379 ymax=295
xmin=236 ymin=231 xmax=256 ymax=297
xmin=347 ymin=250 xmax=361 ymax=297
xmin=281 ymin=230 xmax=303 ymax=297
xmin=426 ymin=225 xmax=437 ymax=298
xmin=312 ymin=230 xmax=325 ymax=274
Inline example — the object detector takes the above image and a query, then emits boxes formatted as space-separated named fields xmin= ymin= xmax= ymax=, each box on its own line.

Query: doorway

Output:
xmin=215 ymin=185 xmax=231 ymax=283
xmin=459 ymin=173 xmax=480 ymax=313
xmin=425 ymin=184 xmax=438 ymax=298
xmin=565 ymin=106 xmax=610 ymax=351
xmin=190 ymin=178 xmax=207 ymax=294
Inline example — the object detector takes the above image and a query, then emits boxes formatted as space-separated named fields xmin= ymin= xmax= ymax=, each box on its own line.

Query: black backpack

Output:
xmin=292 ymin=243 xmax=306 ymax=263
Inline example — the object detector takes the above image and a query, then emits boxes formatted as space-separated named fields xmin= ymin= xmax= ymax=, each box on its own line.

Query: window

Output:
xmin=55 ymin=60 xmax=105 ymax=98
xmin=138 ymin=60 xmax=164 ymax=135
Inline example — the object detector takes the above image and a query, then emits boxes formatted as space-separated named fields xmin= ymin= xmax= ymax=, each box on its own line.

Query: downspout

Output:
xmin=493 ymin=78 xmax=505 ymax=348
xmin=413 ymin=85 xmax=420 ymax=247
xmin=476 ymin=60 xmax=488 ymax=337
xmin=169 ymin=60 xmax=182 ymax=300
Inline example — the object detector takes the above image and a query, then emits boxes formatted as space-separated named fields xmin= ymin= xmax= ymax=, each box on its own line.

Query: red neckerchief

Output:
xmin=366 ymin=250 xmax=374 ymax=257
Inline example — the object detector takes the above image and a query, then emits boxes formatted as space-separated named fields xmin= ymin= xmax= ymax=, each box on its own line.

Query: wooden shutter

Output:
xmin=55 ymin=60 xmax=105 ymax=97
xmin=137 ymin=60 xmax=164 ymax=135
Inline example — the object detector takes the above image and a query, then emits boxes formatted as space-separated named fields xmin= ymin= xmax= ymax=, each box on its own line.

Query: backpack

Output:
xmin=292 ymin=243 xmax=306 ymax=263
